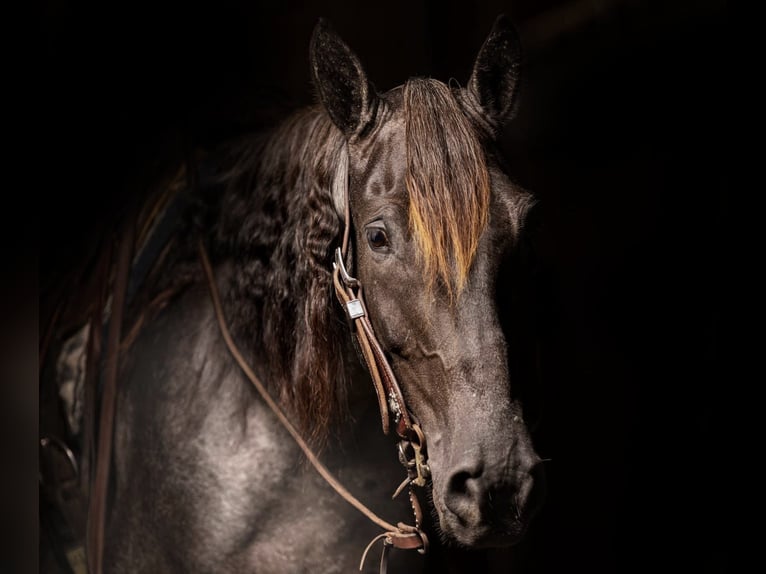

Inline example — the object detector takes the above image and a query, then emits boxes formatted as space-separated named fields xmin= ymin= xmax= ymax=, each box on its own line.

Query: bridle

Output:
xmin=198 ymin=150 xmax=432 ymax=571
xmin=332 ymin=249 xmax=432 ymax=492
xmin=83 ymin=155 xmax=432 ymax=574
xmin=331 ymin=159 xmax=430 ymax=473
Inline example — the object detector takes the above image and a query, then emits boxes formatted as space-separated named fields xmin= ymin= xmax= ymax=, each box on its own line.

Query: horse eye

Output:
xmin=366 ymin=228 xmax=389 ymax=250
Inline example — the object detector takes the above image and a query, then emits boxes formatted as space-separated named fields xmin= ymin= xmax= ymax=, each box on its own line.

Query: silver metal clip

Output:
xmin=388 ymin=390 xmax=402 ymax=424
xmin=333 ymin=248 xmax=359 ymax=288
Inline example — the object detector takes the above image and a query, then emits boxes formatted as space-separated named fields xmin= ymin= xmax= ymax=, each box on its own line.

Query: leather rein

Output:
xmin=198 ymin=174 xmax=431 ymax=570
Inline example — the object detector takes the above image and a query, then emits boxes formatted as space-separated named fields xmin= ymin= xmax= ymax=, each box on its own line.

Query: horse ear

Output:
xmin=311 ymin=19 xmax=377 ymax=138
xmin=466 ymin=15 xmax=523 ymax=128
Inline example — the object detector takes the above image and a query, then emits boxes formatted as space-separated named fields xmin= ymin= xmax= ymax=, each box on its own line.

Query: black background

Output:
xmin=39 ymin=0 xmax=727 ymax=572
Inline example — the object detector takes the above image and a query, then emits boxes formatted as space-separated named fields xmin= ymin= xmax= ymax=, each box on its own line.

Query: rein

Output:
xmin=198 ymin=140 xmax=431 ymax=574
xmin=84 ymin=161 xmax=431 ymax=572
xmin=198 ymin=240 xmax=428 ymax=573
xmin=198 ymin=182 xmax=431 ymax=570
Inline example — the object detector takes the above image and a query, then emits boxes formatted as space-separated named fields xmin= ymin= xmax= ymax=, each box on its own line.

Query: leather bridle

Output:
xmin=198 ymin=155 xmax=432 ymax=571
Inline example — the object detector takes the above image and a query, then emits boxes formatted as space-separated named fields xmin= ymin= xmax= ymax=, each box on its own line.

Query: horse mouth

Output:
xmin=430 ymin=468 xmax=546 ymax=549
xmin=436 ymin=504 xmax=532 ymax=549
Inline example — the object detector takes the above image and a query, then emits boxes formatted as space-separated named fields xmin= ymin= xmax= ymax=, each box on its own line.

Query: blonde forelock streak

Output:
xmin=403 ymin=78 xmax=490 ymax=299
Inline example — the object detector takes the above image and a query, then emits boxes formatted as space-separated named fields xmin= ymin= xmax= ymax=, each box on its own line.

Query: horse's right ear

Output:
xmin=311 ymin=19 xmax=377 ymax=138
xmin=465 ymin=15 xmax=523 ymax=131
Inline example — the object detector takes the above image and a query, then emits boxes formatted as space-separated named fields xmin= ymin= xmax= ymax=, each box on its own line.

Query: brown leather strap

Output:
xmin=333 ymin=139 xmax=427 ymax=445
xmin=359 ymin=528 xmax=429 ymax=571
xmin=81 ymin=166 xmax=429 ymax=573
xmin=87 ymin=211 xmax=136 ymax=574
xmin=327 ymin=160 xmax=432 ymax=571
xmin=81 ymin=240 xmax=113 ymax=500
xmin=198 ymin=242 xmax=427 ymax=564
xmin=332 ymin=257 xmax=414 ymax=438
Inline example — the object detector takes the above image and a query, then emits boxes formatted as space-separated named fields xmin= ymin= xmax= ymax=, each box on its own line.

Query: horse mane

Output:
xmin=214 ymin=107 xmax=348 ymax=448
xmin=403 ymin=78 xmax=490 ymax=297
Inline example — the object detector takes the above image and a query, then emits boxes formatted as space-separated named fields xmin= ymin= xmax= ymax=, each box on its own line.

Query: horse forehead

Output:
xmin=351 ymin=103 xmax=407 ymax=199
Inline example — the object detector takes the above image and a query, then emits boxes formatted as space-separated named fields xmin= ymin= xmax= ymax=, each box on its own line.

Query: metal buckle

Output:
xmin=333 ymin=248 xmax=359 ymax=288
xmin=345 ymin=299 xmax=365 ymax=320
xmin=397 ymin=436 xmax=431 ymax=488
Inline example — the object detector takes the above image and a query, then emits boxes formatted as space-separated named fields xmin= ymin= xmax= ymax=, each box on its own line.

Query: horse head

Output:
xmin=310 ymin=16 xmax=545 ymax=548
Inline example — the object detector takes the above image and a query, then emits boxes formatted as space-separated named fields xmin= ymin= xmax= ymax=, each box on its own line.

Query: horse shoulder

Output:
xmin=107 ymin=282 xmax=418 ymax=572
xmin=108 ymin=283 xmax=301 ymax=571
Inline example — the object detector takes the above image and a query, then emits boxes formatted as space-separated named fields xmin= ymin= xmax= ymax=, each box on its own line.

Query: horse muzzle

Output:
xmin=432 ymin=446 xmax=546 ymax=548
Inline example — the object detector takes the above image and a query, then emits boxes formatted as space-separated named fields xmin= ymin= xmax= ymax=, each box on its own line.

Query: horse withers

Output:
xmin=106 ymin=15 xmax=544 ymax=573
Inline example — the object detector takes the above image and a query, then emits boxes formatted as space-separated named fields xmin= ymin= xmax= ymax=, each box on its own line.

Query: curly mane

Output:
xmin=214 ymin=107 xmax=348 ymax=448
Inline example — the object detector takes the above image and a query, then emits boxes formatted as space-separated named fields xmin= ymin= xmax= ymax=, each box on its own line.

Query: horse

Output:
xmin=103 ymin=15 xmax=544 ymax=573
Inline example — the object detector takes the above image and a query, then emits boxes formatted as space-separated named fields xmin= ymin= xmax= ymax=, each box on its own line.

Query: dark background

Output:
xmin=39 ymin=0 xmax=727 ymax=572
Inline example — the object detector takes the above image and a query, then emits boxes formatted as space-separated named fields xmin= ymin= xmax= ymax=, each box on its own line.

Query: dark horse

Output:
xmin=105 ymin=16 xmax=544 ymax=573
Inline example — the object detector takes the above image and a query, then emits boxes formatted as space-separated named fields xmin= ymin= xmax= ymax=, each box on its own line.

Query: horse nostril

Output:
xmin=445 ymin=465 xmax=485 ymax=523
xmin=448 ymin=470 xmax=477 ymax=497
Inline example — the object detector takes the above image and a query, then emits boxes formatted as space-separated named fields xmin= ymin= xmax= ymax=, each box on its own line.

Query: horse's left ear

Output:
xmin=311 ymin=18 xmax=377 ymax=138
xmin=466 ymin=15 xmax=523 ymax=129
